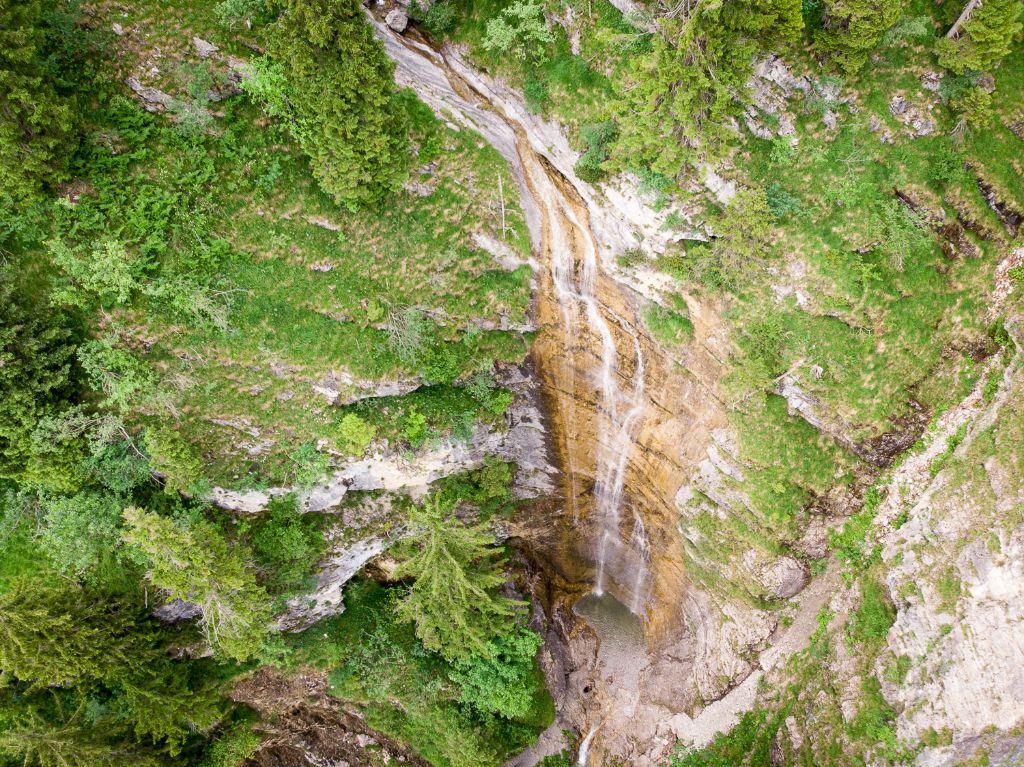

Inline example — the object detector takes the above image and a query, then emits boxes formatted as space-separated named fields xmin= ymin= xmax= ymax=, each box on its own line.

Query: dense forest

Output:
xmin=1 ymin=0 xmax=1022 ymax=765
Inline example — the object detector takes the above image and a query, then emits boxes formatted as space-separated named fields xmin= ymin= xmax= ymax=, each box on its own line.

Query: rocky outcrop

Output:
xmin=878 ymin=347 xmax=1024 ymax=758
xmin=211 ymin=365 xmax=557 ymax=513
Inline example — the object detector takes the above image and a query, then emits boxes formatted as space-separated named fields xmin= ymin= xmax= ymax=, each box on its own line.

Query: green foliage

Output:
xmin=482 ymin=0 xmax=555 ymax=62
xmin=815 ymin=0 xmax=906 ymax=72
xmin=0 ymin=273 xmax=80 ymax=484
xmin=950 ymin=85 xmax=996 ymax=130
xmin=846 ymin=576 xmax=896 ymax=648
xmin=394 ymin=494 xmax=524 ymax=660
xmin=49 ymin=238 xmax=140 ymax=308
xmin=255 ymin=0 xmax=412 ymax=209
xmin=447 ymin=629 xmax=544 ymax=718
xmin=38 ymin=491 xmax=123 ymax=575
xmin=77 ymin=338 xmax=157 ymax=413
xmin=643 ymin=303 xmax=694 ymax=346
xmin=199 ymin=723 xmax=261 ymax=767
xmin=937 ymin=0 xmax=1023 ymax=74
xmin=0 ymin=0 xmax=85 ymax=200
xmin=247 ymin=496 xmax=324 ymax=593
xmin=144 ymin=425 xmax=204 ymax=496
xmin=574 ymin=121 xmax=618 ymax=182
xmin=121 ymin=506 xmax=272 ymax=661
xmin=830 ymin=486 xmax=883 ymax=569
xmin=697 ymin=189 xmax=775 ymax=291
xmin=337 ymin=413 xmax=377 ymax=456
xmin=614 ymin=0 xmax=802 ymax=177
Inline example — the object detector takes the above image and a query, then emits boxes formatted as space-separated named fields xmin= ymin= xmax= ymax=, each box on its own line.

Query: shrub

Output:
xmin=482 ymin=1 xmax=554 ymax=62
xmin=144 ymin=425 xmax=204 ymax=496
xmin=0 ymin=0 xmax=85 ymax=200
xmin=39 ymin=491 xmax=123 ymax=575
xmin=643 ymin=303 xmax=694 ymax=346
xmin=250 ymin=496 xmax=323 ymax=593
xmin=337 ymin=413 xmax=376 ymax=455
xmin=448 ymin=629 xmax=544 ymax=718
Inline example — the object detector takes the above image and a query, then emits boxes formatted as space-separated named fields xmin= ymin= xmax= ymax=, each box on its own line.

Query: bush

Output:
xmin=846 ymin=576 xmax=895 ymax=648
xmin=0 ymin=0 xmax=86 ymax=200
xmin=448 ymin=629 xmax=544 ymax=718
xmin=337 ymin=413 xmax=376 ymax=455
xmin=644 ymin=303 xmax=694 ymax=346
xmin=249 ymin=496 xmax=323 ymax=593
xmin=144 ymin=425 xmax=204 ymax=496
xmin=39 ymin=491 xmax=123 ymax=575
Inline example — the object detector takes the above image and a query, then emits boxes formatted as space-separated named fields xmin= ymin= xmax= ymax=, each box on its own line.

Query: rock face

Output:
xmin=210 ymin=364 xmax=557 ymax=513
xmin=880 ymin=356 xmax=1024 ymax=757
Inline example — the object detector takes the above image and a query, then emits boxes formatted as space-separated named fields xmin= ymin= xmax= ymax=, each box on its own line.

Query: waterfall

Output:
xmin=576 ymin=722 xmax=603 ymax=767
xmin=370 ymin=20 xmax=650 ymax=612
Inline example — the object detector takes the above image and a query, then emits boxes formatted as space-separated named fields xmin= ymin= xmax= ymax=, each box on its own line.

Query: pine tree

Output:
xmin=121 ymin=506 xmax=273 ymax=662
xmin=253 ymin=0 xmax=412 ymax=210
xmin=815 ymin=0 xmax=906 ymax=72
xmin=937 ymin=0 xmax=1023 ymax=74
xmin=394 ymin=495 xmax=523 ymax=661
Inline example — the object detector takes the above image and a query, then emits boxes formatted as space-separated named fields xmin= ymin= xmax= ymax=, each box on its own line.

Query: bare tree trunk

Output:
xmin=947 ymin=0 xmax=983 ymax=39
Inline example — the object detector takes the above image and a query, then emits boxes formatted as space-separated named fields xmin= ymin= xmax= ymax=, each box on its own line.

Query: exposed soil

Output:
xmin=232 ymin=668 xmax=431 ymax=767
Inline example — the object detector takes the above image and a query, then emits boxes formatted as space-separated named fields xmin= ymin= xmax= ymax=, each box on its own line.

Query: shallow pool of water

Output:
xmin=574 ymin=591 xmax=646 ymax=661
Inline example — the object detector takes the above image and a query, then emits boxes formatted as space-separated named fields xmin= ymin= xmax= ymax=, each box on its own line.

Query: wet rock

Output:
xmin=192 ymin=37 xmax=219 ymax=58
xmin=385 ymin=8 xmax=408 ymax=32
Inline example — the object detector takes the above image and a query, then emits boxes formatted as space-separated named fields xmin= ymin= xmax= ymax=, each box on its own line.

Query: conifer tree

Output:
xmin=0 ymin=273 xmax=79 ymax=484
xmin=0 ymin=0 xmax=83 ymax=200
xmin=614 ymin=0 xmax=802 ymax=178
xmin=250 ymin=0 xmax=412 ymax=209
xmin=394 ymin=495 xmax=523 ymax=661
xmin=122 ymin=506 xmax=273 ymax=662
xmin=0 ymin=579 xmax=136 ymax=686
xmin=815 ymin=0 xmax=906 ymax=72
xmin=937 ymin=0 xmax=1023 ymax=74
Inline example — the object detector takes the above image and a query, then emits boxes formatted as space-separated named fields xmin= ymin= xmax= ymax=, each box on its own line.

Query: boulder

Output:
xmin=385 ymin=8 xmax=408 ymax=32
xmin=192 ymin=36 xmax=219 ymax=58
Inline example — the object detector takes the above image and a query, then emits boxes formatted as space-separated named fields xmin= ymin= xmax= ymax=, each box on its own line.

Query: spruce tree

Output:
xmin=121 ymin=506 xmax=273 ymax=662
xmin=254 ymin=0 xmax=412 ymax=209
xmin=0 ymin=579 xmax=137 ymax=686
xmin=0 ymin=272 xmax=80 ymax=484
xmin=0 ymin=0 xmax=82 ymax=200
xmin=614 ymin=0 xmax=803 ymax=178
xmin=394 ymin=495 xmax=523 ymax=661
xmin=815 ymin=0 xmax=906 ymax=72
xmin=938 ymin=0 xmax=1023 ymax=74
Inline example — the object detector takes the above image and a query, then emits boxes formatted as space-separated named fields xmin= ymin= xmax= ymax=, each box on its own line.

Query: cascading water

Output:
xmin=368 ymin=18 xmax=654 ymax=614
